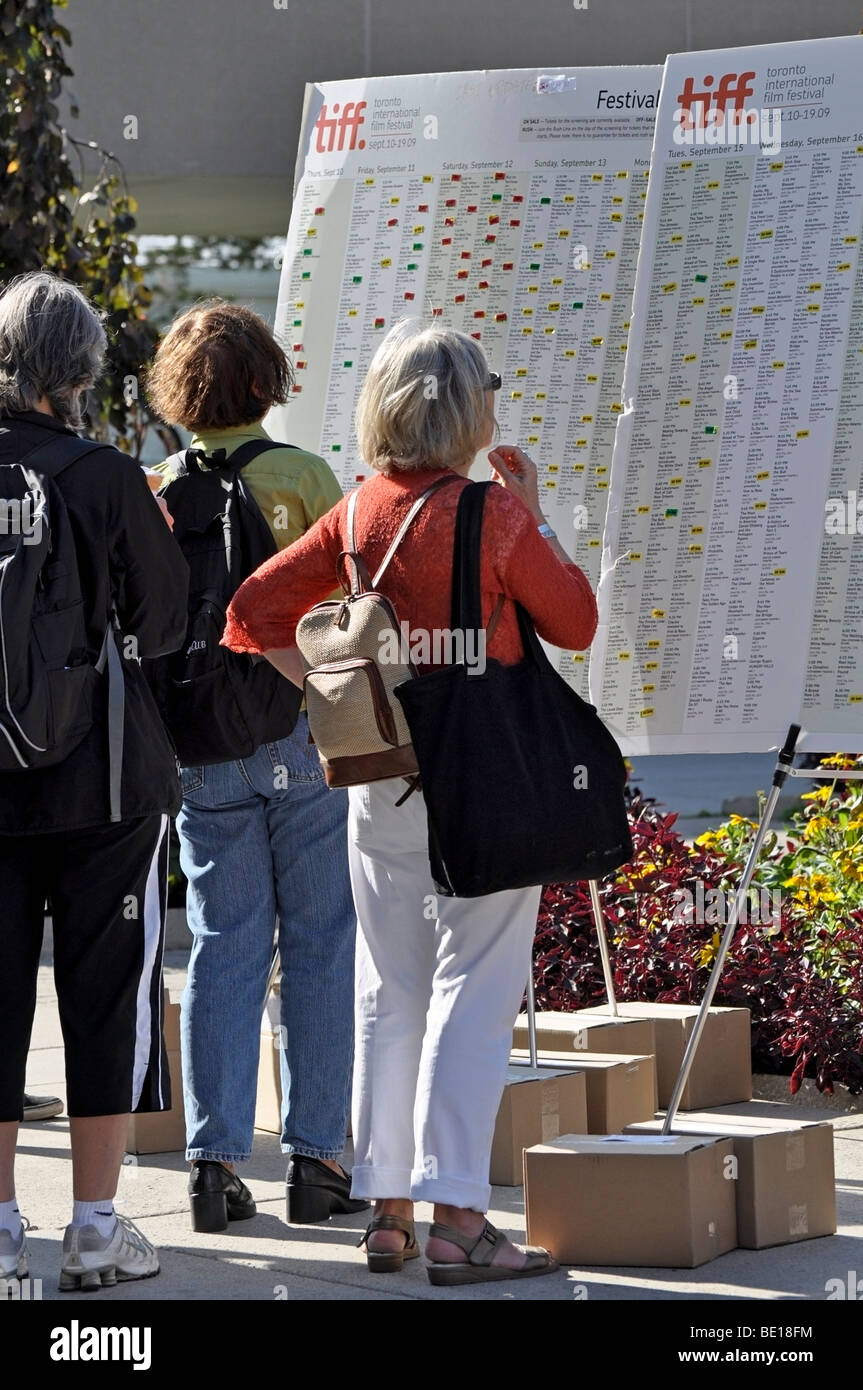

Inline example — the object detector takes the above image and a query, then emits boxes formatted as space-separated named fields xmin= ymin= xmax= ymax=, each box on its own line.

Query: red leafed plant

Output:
xmin=534 ymin=786 xmax=863 ymax=1096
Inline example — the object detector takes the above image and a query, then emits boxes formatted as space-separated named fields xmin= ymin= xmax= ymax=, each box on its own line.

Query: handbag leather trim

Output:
xmin=321 ymin=743 xmax=420 ymax=786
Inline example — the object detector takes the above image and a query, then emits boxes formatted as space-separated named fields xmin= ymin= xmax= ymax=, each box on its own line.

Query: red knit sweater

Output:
xmin=222 ymin=468 xmax=598 ymax=667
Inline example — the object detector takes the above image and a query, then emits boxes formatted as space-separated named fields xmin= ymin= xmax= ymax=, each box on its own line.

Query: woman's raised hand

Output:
xmin=487 ymin=444 xmax=544 ymax=522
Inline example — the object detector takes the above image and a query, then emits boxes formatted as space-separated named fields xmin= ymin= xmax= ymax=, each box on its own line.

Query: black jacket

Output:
xmin=0 ymin=411 xmax=189 ymax=834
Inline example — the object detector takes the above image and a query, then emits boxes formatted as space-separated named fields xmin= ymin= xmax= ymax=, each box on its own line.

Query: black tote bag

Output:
xmin=394 ymin=481 xmax=633 ymax=897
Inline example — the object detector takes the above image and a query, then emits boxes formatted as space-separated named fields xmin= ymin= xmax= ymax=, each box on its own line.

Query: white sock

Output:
xmin=71 ymin=1199 xmax=116 ymax=1238
xmin=0 ymin=1199 xmax=22 ymax=1238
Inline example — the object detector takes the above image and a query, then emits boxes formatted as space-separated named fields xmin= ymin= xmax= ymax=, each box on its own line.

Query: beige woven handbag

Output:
xmin=296 ymin=475 xmax=457 ymax=787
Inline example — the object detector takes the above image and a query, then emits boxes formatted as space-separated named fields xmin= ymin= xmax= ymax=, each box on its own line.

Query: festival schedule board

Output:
xmin=591 ymin=36 xmax=863 ymax=754
xmin=268 ymin=66 xmax=660 ymax=693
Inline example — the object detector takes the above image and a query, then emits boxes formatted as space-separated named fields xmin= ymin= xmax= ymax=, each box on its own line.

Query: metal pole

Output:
xmin=589 ymin=879 xmax=619 ymax=1016
xmin=661 ymin=724 xmax=800 ymax=1133
xmin=526 ymin=964 xmax=538 ymax=1067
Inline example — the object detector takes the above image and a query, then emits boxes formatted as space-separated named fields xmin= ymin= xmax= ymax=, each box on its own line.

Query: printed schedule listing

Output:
xmin=267 ymin=67 xmax=660 ymax=694
xmin=591 ymin=36 xmax=863 ymax=753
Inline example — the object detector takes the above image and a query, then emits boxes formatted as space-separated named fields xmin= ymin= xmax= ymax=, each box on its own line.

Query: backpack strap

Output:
xmin=346 ymin=474 xmax=461 ymax=590
xmin=182 ymin=439 xmax=295 ymax=475
xmin=95 ymin=616 xmax=125 ymax=824
xmin=8 ymin=433 xmax=108 ymax=479
xmin=346 ymin=487 xmax=361 ymax=554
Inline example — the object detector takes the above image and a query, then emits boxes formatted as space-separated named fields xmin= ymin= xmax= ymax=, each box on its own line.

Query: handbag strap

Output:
xmin=450 ymin=481 xmax=488 ymax=632
xmin=450 ymin=482 xmax=549 ymax=671
xmin=345 ymin=472 xmax=460 ymax=592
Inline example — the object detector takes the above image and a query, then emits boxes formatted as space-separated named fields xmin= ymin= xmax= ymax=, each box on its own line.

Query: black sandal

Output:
xmin=426 ymin=1218 xmax=558 ymax=1286
xmin=357 ymin=1213 xmax=420 ymax=1273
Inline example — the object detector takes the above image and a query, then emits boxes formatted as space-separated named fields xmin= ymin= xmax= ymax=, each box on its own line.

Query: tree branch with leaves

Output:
xmin=1 ymin=0 xmax=156 ymax=452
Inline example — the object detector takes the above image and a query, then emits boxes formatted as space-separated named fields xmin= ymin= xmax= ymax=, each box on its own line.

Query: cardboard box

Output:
xmin=513 ymin=1010 xmax=656 ymax=1062
xmin=161 ymin=989 xmax=182 ymax=1054
xmin=126 ymin=1052 xmax=186 ymax=1154
xmin=511 ymin=1049 xmax=655 ymax=1134
xmin=625 ymin=1112 xmax=836 ymax=1249
xmin=255 ymin=1000 xmax=352 ymax=1140
xmin=256 ymin=1024 xmax=284 ymax=1135
xmin=491 ymin=1066 xmax=588 ymax=1186
xmin=581 ymin=1002 xmax=751 ymax=1110
xmin=524 ymin=1133 xmax=737 ymax=1267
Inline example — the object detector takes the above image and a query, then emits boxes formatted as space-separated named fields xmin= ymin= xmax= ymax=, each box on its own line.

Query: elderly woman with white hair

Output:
xmin=223 ymin=320 xmax=597 ymax=1286
xmin=0 ymin=272 xmax=188 ymax=1292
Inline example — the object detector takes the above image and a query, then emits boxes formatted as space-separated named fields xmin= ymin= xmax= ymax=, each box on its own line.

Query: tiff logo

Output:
xmin=676 ymin=71 xmax=757 ymax=124
xmin=314 ymin=101 xmax=367 ymax=154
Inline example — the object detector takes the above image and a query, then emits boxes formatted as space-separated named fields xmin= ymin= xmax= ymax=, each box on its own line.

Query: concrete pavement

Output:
xmin=16 ymin=951 xmax=863 ymax=1302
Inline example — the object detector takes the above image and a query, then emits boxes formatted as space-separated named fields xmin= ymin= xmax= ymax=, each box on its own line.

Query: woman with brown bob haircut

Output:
xmin=148 ymin=301 xmax=368 ymax=1235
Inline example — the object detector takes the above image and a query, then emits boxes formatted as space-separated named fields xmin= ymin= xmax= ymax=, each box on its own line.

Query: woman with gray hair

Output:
xmin=0 ymin=272 xmax=188 ymax=1291
xmin=224 ymin=320 xmax=597 ymax=1286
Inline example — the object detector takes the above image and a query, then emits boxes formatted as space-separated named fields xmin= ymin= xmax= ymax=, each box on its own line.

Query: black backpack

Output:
xmin=0 ymin=432 xmax=126 ymax=816
xmin=147 ymin=439 xmax=302 ymax=765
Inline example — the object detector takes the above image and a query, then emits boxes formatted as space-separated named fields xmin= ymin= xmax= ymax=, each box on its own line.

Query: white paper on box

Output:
xmin=602 ymin=1133 xmax=683 ymax=1145
xmin=544 ymin=1133 xmax=715 ymax=1155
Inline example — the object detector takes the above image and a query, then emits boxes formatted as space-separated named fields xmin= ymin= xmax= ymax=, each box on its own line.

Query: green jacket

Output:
xmin=157 ymin=422 xmax=342 ymax=552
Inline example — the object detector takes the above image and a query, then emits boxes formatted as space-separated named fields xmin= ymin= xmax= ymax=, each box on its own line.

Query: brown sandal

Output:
xmin=357 ymin=1213 xmax=420 ymax=1273
xmin=426 ymin=1219 xmax=558 ymax=1286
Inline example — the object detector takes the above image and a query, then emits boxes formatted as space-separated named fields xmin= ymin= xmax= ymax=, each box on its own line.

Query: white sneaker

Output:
xmin=59 ymin=1214 xmax=159 ymax=1292
xmin=0 ymin=1223 xmax=28 ymax=1284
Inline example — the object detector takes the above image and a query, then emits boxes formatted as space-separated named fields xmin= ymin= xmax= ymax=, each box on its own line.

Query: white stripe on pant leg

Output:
xmin=131 ymin=814 xmax=169 ymax=1111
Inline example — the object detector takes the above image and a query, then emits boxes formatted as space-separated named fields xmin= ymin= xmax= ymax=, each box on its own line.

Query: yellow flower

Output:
xmin=808 ymin=873 xmax=833 ymax=891
xmin=822 ymin=753 xmax=860 ymax=768
xmin=784 ymin=868 xmax=843 ymax=911
xmin=697 ymin=931 xmax=721 ymax=967
xmin=833 ymin=856 xmax=863 ymax=884
xmin=629 ymin=861 xmax=657 ymax=880
xmin=695 ymin=831 xmax=719 ymax=848
xmin=792 ymin=887 xmax=841 ymax=910
xmin=801 ymin=786 xmax=832 ymax=804
xmin=728 ymin=813 xmax=756 ymax=827
xmin=803 ymin=815 xmax=832 ymax=842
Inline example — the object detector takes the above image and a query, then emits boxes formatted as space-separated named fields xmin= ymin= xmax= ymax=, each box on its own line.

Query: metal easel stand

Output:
xmin=518 ymin=879 xmax=617 ymax=1068
xmin=661 ymin=723 xmax=863 ymax=1134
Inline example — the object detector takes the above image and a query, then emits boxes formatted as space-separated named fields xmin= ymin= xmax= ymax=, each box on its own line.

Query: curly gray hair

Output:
xmin=0 ymin=271 xmax=107 ymax=430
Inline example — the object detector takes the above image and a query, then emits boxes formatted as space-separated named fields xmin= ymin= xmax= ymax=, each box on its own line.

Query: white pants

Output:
xmin=347 ymin=778 xmax=541 ymax=1211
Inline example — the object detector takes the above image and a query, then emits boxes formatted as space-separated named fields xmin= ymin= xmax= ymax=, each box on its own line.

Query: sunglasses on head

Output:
xmin=485 ymin=372 xmax=502 ymax=391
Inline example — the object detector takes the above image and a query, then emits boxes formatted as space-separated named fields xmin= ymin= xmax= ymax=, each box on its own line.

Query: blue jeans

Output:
xmin=176 ymin=714 xmax=355 ymax=1162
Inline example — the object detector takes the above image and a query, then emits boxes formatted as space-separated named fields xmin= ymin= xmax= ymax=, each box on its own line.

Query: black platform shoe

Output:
xmin=189 ymin=1160 xmax=257 ymax=1233
xmin=285 ymin=1155 xmax=371 ymax=1225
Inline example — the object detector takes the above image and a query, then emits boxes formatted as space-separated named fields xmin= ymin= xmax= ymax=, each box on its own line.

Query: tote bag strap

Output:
xmin=450 ymin=481 xmax=551 ymax=671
